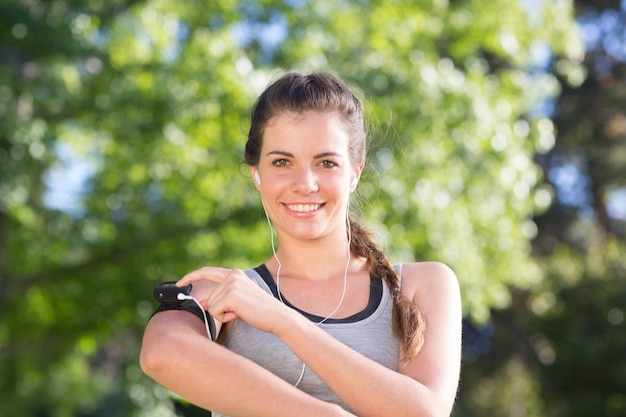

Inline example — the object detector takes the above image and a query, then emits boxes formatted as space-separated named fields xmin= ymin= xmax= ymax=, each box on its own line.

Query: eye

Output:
xmin=320 ymin=160 xmax=337 ymax=169
xmin=272 ymin=158 xmax=289 ymax=167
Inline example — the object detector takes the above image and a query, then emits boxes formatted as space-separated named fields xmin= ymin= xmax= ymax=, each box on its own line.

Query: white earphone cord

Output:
xmin=177 ymin=293 xmax=213 ymax=340
xmin=263 ymin=202 xmax=352 ymax=387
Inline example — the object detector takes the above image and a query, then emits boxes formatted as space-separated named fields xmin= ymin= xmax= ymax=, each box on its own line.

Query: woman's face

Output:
xmin=252 ymin=111 xmax=361 ymax=244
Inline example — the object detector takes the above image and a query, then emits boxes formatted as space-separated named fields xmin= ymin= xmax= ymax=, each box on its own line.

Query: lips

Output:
xmin=285 ymin=203 xmax=323 ymax=213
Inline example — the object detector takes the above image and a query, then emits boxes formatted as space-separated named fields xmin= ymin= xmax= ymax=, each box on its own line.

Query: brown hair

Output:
xmin=245 ymin=72 xmax=425 ymax=360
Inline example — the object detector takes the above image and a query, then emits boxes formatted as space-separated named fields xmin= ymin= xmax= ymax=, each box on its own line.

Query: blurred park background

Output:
xmin=1 ymin=0 xmax=625 ymax=416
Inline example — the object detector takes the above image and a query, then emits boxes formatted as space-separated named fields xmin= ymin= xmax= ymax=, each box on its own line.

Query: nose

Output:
xmin=291 ymin=167 xmax=319 ymax=194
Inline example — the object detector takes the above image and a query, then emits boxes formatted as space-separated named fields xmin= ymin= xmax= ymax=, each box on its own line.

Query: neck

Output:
xmin=269 ymin=234 xmax=353 ymax=281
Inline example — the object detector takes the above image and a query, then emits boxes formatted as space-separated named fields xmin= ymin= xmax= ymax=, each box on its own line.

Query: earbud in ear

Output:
xmin=254 ymin=171 xmax=261 ymax=185
xmin=350 ymin=174 xmax=358 ymax=189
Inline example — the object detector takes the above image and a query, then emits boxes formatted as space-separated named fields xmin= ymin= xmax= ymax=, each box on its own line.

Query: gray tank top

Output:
xmin=215 ymin=264 xmax=401 ymax=415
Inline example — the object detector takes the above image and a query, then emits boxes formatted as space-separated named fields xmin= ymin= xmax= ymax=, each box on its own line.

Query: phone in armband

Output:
xmin=153 ymin=281 xmax=192 ymax=304
xmin=151 ymin=281 xmax=215 ymax=341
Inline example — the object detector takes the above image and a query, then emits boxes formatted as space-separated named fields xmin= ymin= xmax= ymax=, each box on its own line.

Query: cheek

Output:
xmin=259 ymin=177 xmax=287 ymax=201
xmin=328 ymin=178 xmax=352 ymax=201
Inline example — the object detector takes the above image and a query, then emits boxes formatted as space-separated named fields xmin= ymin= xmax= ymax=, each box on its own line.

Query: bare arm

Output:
xmin=267 ymin=262 xmax=462 ymax=417
xmin=140 ymin=279 xmax=354 ymax=417
xmin=173 ymin=263 xmax=462 ymax=417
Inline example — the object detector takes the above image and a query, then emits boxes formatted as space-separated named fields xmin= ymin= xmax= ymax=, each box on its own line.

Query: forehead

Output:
xmin=262 ymin=111 xmax=351 ymax=153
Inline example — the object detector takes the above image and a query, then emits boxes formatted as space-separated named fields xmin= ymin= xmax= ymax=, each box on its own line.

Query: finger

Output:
xmin=176 ymin=266 xmax=231 ymax=287
xmin=200 ymin=291 xmax=238 ymax=324
xmin=203 ymin=273 xmax=251 ymax=321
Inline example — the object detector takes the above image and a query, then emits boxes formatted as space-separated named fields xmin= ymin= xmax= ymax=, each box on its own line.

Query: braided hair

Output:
xmin=245 ymin=72 xmax=425 ymax=361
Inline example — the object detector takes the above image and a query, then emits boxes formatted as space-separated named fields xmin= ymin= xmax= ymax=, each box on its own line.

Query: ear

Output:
xmin=250 ymin=166 xmax=261 ymax=191
xmin=350 ymin=163 xmax=365 ymax=192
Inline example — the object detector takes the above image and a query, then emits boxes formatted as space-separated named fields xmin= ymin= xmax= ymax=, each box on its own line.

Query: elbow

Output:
xmin=430 ymin=407 xmax=453 ymax=417
xmin=408 ymin=405 xmax=452 ymax=417
xmin=404 ymin=391 xmax=456 ymax=417
xmin=420 ymin=391 xmax=456 ymax=417
xmin=139 ymin=339 xmax=163 ymax=379
xmin=139 ymin=330 xmax=179 ymax=379
xmin=427 ymin=397 xmax=456 ymax=417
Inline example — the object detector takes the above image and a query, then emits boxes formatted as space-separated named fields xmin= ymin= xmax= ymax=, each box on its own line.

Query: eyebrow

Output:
xmin=265 ymin=150 xmax=344 ymax=159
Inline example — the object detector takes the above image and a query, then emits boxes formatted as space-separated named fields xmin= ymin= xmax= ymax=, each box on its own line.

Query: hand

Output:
xmin=177 ymin=267 xmax=291 ymax=334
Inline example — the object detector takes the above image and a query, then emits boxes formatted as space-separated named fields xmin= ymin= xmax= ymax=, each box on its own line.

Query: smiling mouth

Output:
xmin=285 ymin=203 xmax=323 ymax=213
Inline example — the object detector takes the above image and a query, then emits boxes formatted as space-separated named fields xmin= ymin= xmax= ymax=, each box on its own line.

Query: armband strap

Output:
xmin=151 ymin=300 xmax=216 ymax=341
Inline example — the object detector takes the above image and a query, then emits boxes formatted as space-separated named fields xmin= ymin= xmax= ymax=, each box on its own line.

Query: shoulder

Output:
xmin=400 ymin=261 xmax=458 ymax=286
xmin=399 ymin=262 xmax=460 ymax=307
xmin=397 ymin=262 xmax=462 ymax=406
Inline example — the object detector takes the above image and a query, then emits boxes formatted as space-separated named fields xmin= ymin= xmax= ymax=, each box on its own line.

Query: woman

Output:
xmin=140 ymin=72 xmax=462 ymax=417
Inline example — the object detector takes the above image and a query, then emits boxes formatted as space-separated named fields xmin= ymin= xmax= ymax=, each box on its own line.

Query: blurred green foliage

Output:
xmin=3 ymin=0 xmax=623 ymax=416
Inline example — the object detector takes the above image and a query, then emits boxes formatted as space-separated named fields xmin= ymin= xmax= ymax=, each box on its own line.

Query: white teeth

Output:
xmin=287 ymin=203 xmax=320 ymax=212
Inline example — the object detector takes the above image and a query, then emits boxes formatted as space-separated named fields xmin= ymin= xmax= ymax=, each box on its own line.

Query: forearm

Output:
xmin=278 ymin=313 xmax=446 ymax=417
xmin=140 ymin=313 xmax=353 ymax=417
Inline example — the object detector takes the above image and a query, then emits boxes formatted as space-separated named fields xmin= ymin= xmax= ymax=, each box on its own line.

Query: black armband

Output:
xmin=150 ymin=281 xmax=216 ymax=341
xmin=151 ymin=300 xmax=216 ymax=341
